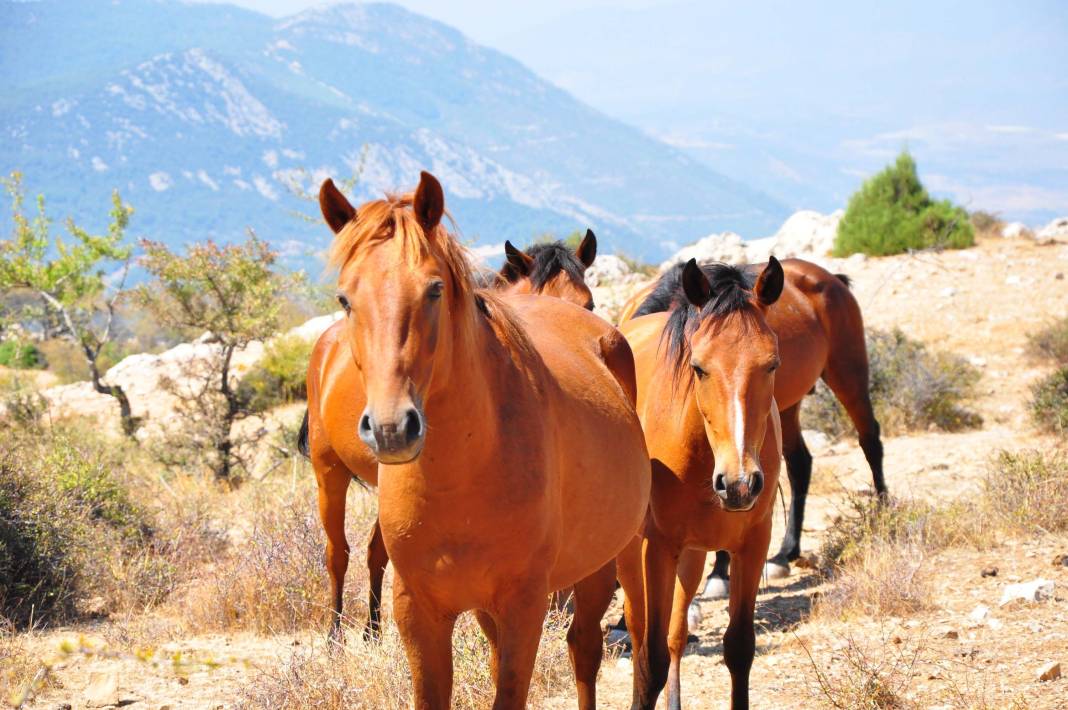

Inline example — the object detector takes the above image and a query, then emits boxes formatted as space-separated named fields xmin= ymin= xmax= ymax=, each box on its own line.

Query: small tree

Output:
xmin=834 ymin=151 xmax=974 ymax=257
xmin=0 ymin=172 xmax=137 ymax=434
xmin=135 ymin=234 xmax=301 ymax=482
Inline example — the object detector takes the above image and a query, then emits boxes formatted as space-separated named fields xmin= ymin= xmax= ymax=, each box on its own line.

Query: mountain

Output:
xmin=0 ymin=0 xmax=788 ymax=266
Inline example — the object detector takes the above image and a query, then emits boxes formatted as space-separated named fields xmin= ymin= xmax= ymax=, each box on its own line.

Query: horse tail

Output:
xmin=834 ymin=273 xmax=852 ymax=288
xmin=297 ymin=408 xmax=311 ymax=459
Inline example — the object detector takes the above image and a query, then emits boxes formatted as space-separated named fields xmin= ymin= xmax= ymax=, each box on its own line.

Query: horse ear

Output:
xmin=414 ymin=170 xmax=445 ymax=231
xmin=755 ymin=256 xmax=784 ymax=306
xmin=576 ymin=229 xmax=597 ymax=268
xmin=501 ymin=240 xmax=534 ymax=282
xmin=681 ymin=258 xmax=713 ymax=308
xmin=319 ymin=178 xmax=356 ymax=234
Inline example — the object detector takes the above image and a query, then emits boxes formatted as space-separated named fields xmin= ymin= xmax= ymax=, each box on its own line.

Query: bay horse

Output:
xmin=304 ymin=171 xmax=650 ymax=709
xmin=620 ymin=258 xmax=885 ymax=596
xmin=617 ymin=258 xmax=784 ymax=710
xmin=300 ymin=230 xmax=601 ymax=640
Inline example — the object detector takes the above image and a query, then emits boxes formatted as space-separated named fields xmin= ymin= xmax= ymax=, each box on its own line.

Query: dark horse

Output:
xmin=621 ymin=258 xmax=886 ymax=595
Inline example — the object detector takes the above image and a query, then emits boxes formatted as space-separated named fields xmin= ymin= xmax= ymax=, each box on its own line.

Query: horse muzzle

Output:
xmin=358 ymin=405 xmax=426 ymax=464
xmin=713 ymin=470 xmax=764 ymax=512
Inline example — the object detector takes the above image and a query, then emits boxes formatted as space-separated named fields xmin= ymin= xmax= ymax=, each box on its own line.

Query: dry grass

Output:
xmin=237 ymin=611 xmax=576 ymax=709
xmin=801 ymin=630 xmax=923 ymax=709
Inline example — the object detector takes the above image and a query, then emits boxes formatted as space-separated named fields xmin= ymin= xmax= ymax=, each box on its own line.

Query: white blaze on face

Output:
xmin=734 ymin=391 xmax=746 ymax=471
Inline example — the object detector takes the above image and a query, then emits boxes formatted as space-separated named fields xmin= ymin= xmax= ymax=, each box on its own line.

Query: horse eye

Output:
xmin=427 ymin=280 xmax=445 ymax=300
xmin=691 ymin=363 xmax=707 ymax=379
xmin=768 ymin=361 xmax=780 ymax=373
xmin=336 ymin=293 xmax=351 ymax=313
xmin=585 ymin=301 xmax=595 ymax=311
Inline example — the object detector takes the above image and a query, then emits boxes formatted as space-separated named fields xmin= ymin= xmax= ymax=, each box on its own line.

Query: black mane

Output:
xmin=643 ymin=261 xmax=760 ymax=392
xmin=524 ymin=241 xmax=586 ymax=288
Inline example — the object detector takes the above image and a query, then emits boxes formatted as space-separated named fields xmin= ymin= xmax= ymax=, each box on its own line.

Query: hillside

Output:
xmin=0 ymin=0 xmax=788 ymax=265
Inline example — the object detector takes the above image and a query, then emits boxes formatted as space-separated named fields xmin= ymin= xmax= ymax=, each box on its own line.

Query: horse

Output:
xmin=617 ymin=258 xmax=784 ymax=710
xmin=621 ymin=258 xmax=885 ymax=597
xmin=304 ymin=171 xmax=650 ymax=709
xmin=299 ymin=230 xmax=602 ymax=641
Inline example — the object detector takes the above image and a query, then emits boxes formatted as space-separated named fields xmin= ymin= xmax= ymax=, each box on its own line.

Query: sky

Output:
xmin=192 ymin=0 xmax=1068 ymax=223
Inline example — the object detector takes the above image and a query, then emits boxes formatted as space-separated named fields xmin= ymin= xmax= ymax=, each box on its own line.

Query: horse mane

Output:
xmin=653 ymin=262 xmax=761 ymax=393
xmin=525 ymin=241 xmax=586 ymax=288
xmin=328 ymin=191 xmax=535 ymax=365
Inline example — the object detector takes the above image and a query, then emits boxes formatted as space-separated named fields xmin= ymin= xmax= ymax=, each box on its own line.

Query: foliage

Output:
xmin=802 ymin=328 xmax=982 ymax=438
xmin=984 ymin=449 xmax=1068 ymax=533
xmin=0 ymin=340 xmax=44 ymax=370
xmin=237 ymin=335 xmax=313 ymax=413
xmin=0 ymin=171 xmax=137 ymax=433
xmin=1027 ymin=317 xmax=1068 ymax=366
xmin=969 ymin=209 xmax=1002 ymax=234
xmin=1029 ymin=367 xmax=1068 ymax=436
xmin=834 ymin=152 xmax=975 ymax=256
xmin=135 ymin=234 xmax=304 ymax=481
xmin=0 ymin=427 xmax=154 ymax=627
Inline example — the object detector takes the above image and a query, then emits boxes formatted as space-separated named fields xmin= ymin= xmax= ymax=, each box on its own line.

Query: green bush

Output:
xmin=1030 ymin=367 xmax=1068 ymax=436
xmin=0 ymin=428 xmax=156 ymax=627
xmin=237 ymin=335 xmax=313 ymax=414
xmin=0 ymin=339 xmax=45 ymax=369
xmin=802 ymin=328 xmax=982 ymax=438
xmin=834 ymin=152 xmax=975 ymax=257
xmin=1028 ymin=317 xmax=1068 ymax=366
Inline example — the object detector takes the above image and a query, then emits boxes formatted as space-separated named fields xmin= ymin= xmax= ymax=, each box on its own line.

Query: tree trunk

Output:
xmin=87 ymin=351 xmax=137 ymax=437
xmin=216 ymin=343 xmax=239 ymax=484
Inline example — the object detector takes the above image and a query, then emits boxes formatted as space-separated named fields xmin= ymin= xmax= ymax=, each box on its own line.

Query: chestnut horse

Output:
xmin=621 ymin=258 xmax=885 ymax=595
xmin=304 ymin=171 xmax=649 ymax=709
xmin=299 ymin=231 xmax=601 ymax=640
xmin=618 ymin=258 xmax=784 ymax=710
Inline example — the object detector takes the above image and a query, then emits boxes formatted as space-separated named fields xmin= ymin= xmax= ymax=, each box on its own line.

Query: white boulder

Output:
xmin=660 ymin=231 xmax=748 ymax=271
xmin=1037 ymin=217 xmax=1068 ymax=242
xmin=766 ymin=209 xmax=843 ymax=259
xmin=1000 ymin=222 xmax=1031 ymax=239
xmin=585 ymin=254 xmax=635 ymax=288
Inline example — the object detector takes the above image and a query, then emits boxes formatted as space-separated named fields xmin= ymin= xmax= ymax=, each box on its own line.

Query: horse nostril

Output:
xmin=713 ymin=473 xmax=728 ymax=499
xmin=404 ymin=408 xmax=422 ymax=442
xmin=749 ymin=471 xmax=764 ymax=497
xmin=359 ymin=412 xmax=373 ymax=436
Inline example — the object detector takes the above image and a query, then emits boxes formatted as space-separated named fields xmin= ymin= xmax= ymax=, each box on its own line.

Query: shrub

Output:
xmin=0 ymin=339 xmax=44 ymax=369
xmin=969 ymin=209 xmax=1003 ymax=234
xmin=802 ymin=328 xmax=982 ymax=438
xmin=1027 ymin=317 xmax=1068 ymax=366
xmin=237 ymin=335 xmax=313 ymax=414
xmin=1030 ymin=367 xmax=1068 ymax=436
xmin=834 ymin=152 xmax=975 ymax=257
xmin=983 ymin=449 xmax=1068 ymax=533
xmin=0 ymin=428 xmax=154 ymax=626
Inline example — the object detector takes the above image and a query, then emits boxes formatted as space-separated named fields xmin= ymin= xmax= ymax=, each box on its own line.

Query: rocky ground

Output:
xmin=7 ymin=232 xmax=1068 ymax=709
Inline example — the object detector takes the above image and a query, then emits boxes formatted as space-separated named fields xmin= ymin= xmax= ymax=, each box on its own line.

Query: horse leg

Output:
xmin=475 ymin=610 xmax=500 ymax=685
xmin=363 ymin=517 xmax=389 ymax=641
xmin=822 ymin=344 xmax=886 ymax=497
xmin=489 ymin=585 xmax=550 ymax=710
xmin=314 ymin=457 xmax=351 ymax=639
xmin=723 ymin=527 xmax=771 ymax=710
xmin=616 ymin=534 xmax=645 ymax=657
xmin=702 ymin=550 xmax=731 ymax=600
xmin=393 ymin=575 xmax=456 ymax=710
xmin=767 ymin=403 xmax=810 ymax=576
xmin=631 ymin=526 xmax=678 ymax=710
xmin=568 ymin=560 xmax=618 ymax=710
xmin=666 ymin=548 xmax=706 ymax=710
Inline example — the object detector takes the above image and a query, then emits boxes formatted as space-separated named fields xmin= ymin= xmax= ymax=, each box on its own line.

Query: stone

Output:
xmin=83 ymin=672 xmax=119 ymax=708
xmin=967 ymin=604 xmax=989 ymax=624
xmin=1000 ymin=222 xmax=1031 ymax=239
xmin=981 ymin=566 xmax=998 ymax=578
xmin=1037 ymin=217 xmax=1068 ymax=242
xmin=999 ymin=578 xmax=1054 ymax=606
xmin=1037 ymin=661 xmax=1061 ymax=681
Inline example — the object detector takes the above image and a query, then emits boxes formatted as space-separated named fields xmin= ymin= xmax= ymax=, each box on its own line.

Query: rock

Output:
xmin=999 ymin=578 xmax=1054 ymax=606
xmin=584 ymin=254 xmax=636 ymax=288
xmin=660 ymin=231 xmax=748 ymax=270
xmin=687 ymin=601 xmax=703 ymax=630
xmin=801 ymin=429 xmax=831 ymax=451
xmin=967 ymin=604 xmax=989 ymax=624
xmin=1037 ymin=216 xmax=1068 ymax=243
xmin=83 ymin=671 xmax=119 ymax=708
xmin=981 ymin=566 xmax=998 ymax=578
xmin=987 ymin=617 xmax=1003 ymax=631
xmin=1000 ymin=222 xmax=1031 ymax=239
xmin=935 ymin=625 xmax=959 ymax=639
xmin=1037 ymin=661 xmax=1061 ymax=681
xmin=939 ymin=286 xmax=957 ymax=298
xmin=1005 ymin=275 xmax=1022 ymax=285
xmin=1053 ymin=553 xmax=1068 ymax=567
xmin=766 ymin=209 xmax=843 ymax=259
xmin=287 ymin=312 xmax=343 ymax=341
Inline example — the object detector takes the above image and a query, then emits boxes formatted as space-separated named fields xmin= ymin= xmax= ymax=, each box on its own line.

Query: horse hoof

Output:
xmin=702 ymin=575 xmax=729 ymax=599
xmin=764 ymin=560 xmax=791 ymax=579
xmin=687 ymin=601 xmax=703 ymax=629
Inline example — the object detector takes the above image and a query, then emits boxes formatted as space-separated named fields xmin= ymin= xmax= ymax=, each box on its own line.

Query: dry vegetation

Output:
xmin=3 ymin=236 xmax=1068 ymax=709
